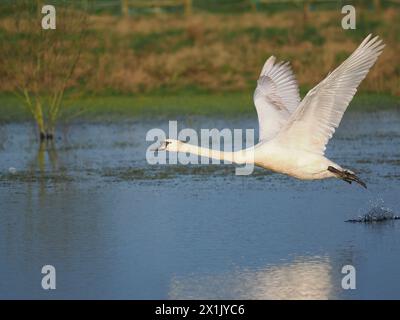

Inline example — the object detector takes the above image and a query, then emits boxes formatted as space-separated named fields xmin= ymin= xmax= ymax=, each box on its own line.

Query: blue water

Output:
xmin=0 ymin=110 xmax=399 ymax=299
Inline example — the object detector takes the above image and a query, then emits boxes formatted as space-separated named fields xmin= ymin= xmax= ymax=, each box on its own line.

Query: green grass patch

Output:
xmin=345 ymin=14 xmax=383 ymax=41
xmin=130 ymin=29 xmax=188 ymax=53
xmin=302 ymin=25 xmax=325 ymax=46
xmin=0 ymin=91 xmax=398 ymax=123
xmin=222 ymin=26 xmax=324 ymax=46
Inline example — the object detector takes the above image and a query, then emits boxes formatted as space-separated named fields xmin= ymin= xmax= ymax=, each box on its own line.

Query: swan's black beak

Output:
xmin=152 ymin=140 xmax=171 ymax=152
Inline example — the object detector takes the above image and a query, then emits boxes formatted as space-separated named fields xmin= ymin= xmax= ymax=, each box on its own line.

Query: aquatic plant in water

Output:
xmin=4 ymin=1 xmax=89 ymax=141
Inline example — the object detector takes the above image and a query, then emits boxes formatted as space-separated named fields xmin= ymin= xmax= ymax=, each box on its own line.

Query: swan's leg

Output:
xmin=327 ymin=166 xmax=367 ymax=189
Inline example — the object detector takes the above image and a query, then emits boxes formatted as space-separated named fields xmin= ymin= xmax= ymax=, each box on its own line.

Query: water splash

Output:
xmin=8 ymin=167 xmax=17 ymax=174
xmin=346 ymin=198 xmax=399 ymax=223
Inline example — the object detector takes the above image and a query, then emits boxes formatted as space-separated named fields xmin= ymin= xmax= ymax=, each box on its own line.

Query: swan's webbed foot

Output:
xmin=327 ymin=166 xmax=367 ymax=189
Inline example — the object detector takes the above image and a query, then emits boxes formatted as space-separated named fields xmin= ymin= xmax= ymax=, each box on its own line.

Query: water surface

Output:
xmin=0 ymin=110 xmax=399 ymax=299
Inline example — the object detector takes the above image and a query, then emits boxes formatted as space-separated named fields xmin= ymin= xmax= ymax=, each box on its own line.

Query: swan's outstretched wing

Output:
xmin=276 ymin=34 xmax=384 ymax=155
xmin=253 ymin=56 xmax=300 ymax=142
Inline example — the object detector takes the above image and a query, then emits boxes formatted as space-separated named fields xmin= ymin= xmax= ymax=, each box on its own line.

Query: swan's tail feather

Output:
xmin=327 ymin=166 xmax=367 ymax=189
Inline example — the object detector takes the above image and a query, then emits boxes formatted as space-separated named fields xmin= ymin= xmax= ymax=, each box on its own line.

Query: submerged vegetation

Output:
xmin=102 ymin=165 xmax=275 ymax=182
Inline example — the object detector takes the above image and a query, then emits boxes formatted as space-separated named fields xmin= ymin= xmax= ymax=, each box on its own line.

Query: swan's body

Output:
xmin=159 ymin=35 xmax=384 ymax=188
xmin=253 ymin=142 xmax=337 ymax=180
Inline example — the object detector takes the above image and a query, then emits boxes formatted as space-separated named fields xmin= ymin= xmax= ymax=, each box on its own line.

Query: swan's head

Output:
xmin=156 ymin=139 xmax=183 ymax=152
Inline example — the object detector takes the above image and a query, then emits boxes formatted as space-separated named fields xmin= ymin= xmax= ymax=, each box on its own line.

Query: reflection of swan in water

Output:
xmin=169 ymin=256 xmax=335 ymax=300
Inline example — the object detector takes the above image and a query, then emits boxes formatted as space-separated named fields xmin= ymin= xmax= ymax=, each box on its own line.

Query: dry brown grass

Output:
xmin=1 ymin=8 xmax=399 ymax=95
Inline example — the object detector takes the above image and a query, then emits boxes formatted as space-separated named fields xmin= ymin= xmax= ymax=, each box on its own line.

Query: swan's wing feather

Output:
xmin=276 ymin=34 xmax=384 ymax=155
xmin=253 ymin=56 xmax=300 ymax=141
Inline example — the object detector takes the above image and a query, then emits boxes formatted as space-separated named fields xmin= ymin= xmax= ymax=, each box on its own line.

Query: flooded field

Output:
xmin=0 ymin=110 xmax=399 ymax=299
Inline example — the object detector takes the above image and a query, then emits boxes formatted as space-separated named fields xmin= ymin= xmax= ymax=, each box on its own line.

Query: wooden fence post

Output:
xmin=184 ymin=0 xmax=192 ymax=16
xmin=37 ymin=0 xmax=43 ymax=18
xmin=374 ymin=0 xmax=381 ymax=13
xmin=303 ymin=0 xmax=310 ymax=24
xmin=250 ymin=0 xmax=258 ymax=12
xmin=122 ymin=0 xmax=129 ymax=17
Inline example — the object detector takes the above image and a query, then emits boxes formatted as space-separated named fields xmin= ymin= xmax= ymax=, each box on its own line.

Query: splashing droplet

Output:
xmin=346 ymin=198 xmax=399 ymax=223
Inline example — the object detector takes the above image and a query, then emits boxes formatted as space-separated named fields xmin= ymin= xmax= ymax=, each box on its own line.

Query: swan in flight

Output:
xmin=158 ymin=34 xmax=384 ymax=188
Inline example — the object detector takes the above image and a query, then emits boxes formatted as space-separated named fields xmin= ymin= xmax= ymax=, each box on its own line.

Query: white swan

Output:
xmin=158 ymin=34 xmax=385 ymax=188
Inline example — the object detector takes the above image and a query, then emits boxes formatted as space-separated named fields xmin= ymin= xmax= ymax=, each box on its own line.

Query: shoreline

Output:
xmin=0 ymin=92 xmax=398 ymax=123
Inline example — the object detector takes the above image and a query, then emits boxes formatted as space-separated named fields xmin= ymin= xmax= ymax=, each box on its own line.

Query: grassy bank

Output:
xmin=1 ymin=7 xmax=399 ymax=96
xmin=0 ymin=92 xmax=398 ymax=123
xmin=1 ymin=4 xmax=398 ymax=129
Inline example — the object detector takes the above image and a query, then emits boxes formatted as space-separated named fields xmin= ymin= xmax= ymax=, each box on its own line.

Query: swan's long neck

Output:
xmin=179 ymin=143 xmax=254 ymax=164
